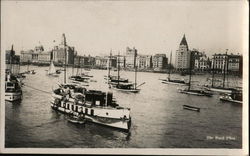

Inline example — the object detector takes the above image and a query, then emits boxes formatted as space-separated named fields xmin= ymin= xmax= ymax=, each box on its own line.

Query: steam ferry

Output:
xmin=51 ymin=84 xmax=131 ymax=132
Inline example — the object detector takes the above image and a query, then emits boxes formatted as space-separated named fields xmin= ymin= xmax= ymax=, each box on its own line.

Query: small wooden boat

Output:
xmin=183 ymin=105 xmax=200 ymax=112
xmin=67 ymin=115 xmax=86 ymax=124
xmin=30 ymin=70 xmax=36 ymax=74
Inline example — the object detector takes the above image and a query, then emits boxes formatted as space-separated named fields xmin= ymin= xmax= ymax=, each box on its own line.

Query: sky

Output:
xmin=1 ymin=0 xmax=248 ymax=59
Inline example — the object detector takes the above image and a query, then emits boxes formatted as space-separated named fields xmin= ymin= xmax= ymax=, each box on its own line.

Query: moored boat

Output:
xmin=67 ymin=114 xmax=86 ymax=124
xmin=219 ymin=90 xmax=242 ymax=104
xmin=183 ymin=105 xmax=200 ymax=112
xmin=5 ymin=73 xmax=22 ymax=102
xmin=161 ymin=51 xmax=187 ymax=86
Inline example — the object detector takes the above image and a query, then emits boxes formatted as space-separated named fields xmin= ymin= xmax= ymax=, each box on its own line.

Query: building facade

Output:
xmin=136 ymin=55 xmax=152 ymax=69
xmin=175 ymin=34 xmax=191 ymax=70
xmin=52 ymin=34 xmax=75 ymax=65
xmin=227 ymin=54 xmax=242 ymax=75
xmin=152 ymin=54 xmax=168 ymax=70
xmin=193 ymin=50 xmax=211 ymax=71
xmin=20 ymin=50 xmax=33 ymax=63
xmin=211 ymin=53 xmax=228 ymax=73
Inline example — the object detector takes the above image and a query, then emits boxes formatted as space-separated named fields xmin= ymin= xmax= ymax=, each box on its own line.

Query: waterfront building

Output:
xmin=74 ymin=55 xmax=93 ymax=67
xmin=212 ymin=53 xmax=228 ymax=73
xmin=115 ymin=55 xmax=126 ymax=69
xmin=125 ymin=47 xmax=137 ymax=69
xmin=175 ymin=34 xmax=191 ymax=71
xmin=227 ymin=53 xmax=242 ymax=75
xmin=194 ymin=55 xmax=211 ymax=72
xmin=32 ymin=45 xmax=45 ymax=63
xmin=136 ymin=55 xmax=152 ymax=69
xmin=95 ymin=56 xmax=108 ymax=68
xmin=37 ymin=51 xmax=52 ymax=64
xmin=20 ymin=49 xmax=33 ymax=63
xmin=88 ymin=55 xmax=96 ymax=68
xmin=193 ymin=50 xmax=211 ymax=72
xmin=152 ymin=54 xmax=168 ymax=70
xmin=52 ymin=33 xmax=75 ymax=65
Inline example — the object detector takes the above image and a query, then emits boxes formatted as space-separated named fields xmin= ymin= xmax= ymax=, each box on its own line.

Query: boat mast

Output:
xmin=222 ymin=49 xmax=228 ymax=88
xmin=168 ymin=51 xmax=172 ymax=80
xmin=211 ymin=54 xmax=215 ymax=87
xmin=27 ymin=60 xmax=30 ymax=72
xmin=76 ymin=56 xmax=80 ymax=76
xmin=108 ymin=50 xmax=111 ymax=78
xmin=10 ymin=45 xmax=13 ymax=74
xmin=188 ymin=52 xmax=193 ymax=91
xmin=117 ymin=52 xmax=120 ymax=85
xmin=135 ymin=64 xmax=137 ymax=90
xmin=64 ymin=42 xmax=67 ymax=84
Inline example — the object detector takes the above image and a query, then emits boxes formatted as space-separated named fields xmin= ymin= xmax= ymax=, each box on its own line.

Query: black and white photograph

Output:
xmin=0 ymin=0 xmax=248 ymax=155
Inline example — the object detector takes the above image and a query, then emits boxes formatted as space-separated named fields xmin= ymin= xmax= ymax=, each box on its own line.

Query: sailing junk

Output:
xmin=204 ymin=50 xmax=237 ymax=93
xmin=162 ymin=51 xmax=187 ymax=85
xmin=178 ymin=51 xmax=213 ymax=97
xmin=110 ymin=53 xmax=142 ymax=93
xmin=51 ymin=84 xmax=131 ymax=131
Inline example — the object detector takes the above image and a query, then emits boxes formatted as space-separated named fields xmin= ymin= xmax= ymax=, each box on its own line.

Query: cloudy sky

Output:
xmin=1 ymin=0 xmax=248 ymax=59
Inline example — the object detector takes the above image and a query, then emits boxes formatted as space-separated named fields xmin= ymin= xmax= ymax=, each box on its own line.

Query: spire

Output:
xmin=180 ymin=34 xmax=188 ymax=46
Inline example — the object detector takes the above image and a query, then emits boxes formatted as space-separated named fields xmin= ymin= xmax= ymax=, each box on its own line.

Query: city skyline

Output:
xmin=2 ymin=1 xmax=247 ymax=59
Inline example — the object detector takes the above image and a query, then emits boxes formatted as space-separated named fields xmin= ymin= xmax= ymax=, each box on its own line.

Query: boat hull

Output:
xmin=219 ymin=95 xmax=242 ymax=104
xmin=50 ymin=101 xmax=131 ymax=132
xmin=113 ymin=87 xmax=140 ymax=93
xmin=204 ymin=86 xmax=233 ymax=94
xmin=183 ymin=105 xmax=200 ymax=112
xmin=178 ymin=89 xmax=213 ymax=97
xmin=5 ymin=92 xmax=22 ymax=101
xmin=162 ymin=81 xmax=187 ymax=85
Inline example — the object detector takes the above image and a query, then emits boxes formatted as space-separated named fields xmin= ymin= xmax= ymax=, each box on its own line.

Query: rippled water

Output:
xmin=5 ymin=65 xmax=242 ymax=148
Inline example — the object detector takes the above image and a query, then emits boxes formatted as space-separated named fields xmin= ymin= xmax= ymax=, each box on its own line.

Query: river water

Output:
xmin=5 ymin=65 xmax=242 ymax=148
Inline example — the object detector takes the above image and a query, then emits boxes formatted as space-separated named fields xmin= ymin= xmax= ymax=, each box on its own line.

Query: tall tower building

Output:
xmin=61 ymin=33 xmax=67 ymax=46
xmin=175 ymin=34 xmax=191 ymax=70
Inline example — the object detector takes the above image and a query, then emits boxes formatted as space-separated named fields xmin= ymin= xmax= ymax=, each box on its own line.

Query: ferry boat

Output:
xmin=51 ymin=84 xmax=131 ymax=132
xmin=5 ymin=73 xmax=22 ymax=102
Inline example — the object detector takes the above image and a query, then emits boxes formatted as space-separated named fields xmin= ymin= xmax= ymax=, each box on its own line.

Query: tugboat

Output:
xmin=220 ymin=89 xmax=242 ymax=104
xmin=5 ymin=73 xmax=22 ymax=101
xmin=51 ymin=85 xmax=131 ymax=132
xmin=162 ymin=51 xmax=187 ymax=85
